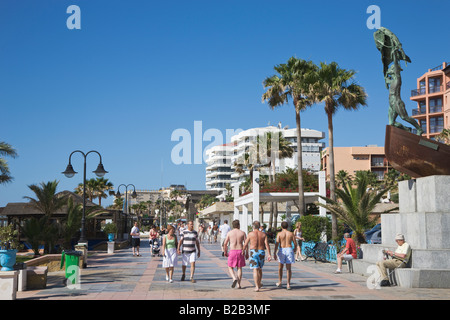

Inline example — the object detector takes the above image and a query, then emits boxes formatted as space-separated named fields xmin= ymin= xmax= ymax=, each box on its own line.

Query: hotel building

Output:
xmin=321 ymin=145 xmax=392 ymax=181
xmin=410 ymin=61 xmax=450 ymax=139
xmin=205 ymin=123 xmax=325 ymax=198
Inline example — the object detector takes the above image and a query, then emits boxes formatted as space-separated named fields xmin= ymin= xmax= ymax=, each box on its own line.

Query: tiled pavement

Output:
xmin=17 ymin=240 xmax=450 ymax=300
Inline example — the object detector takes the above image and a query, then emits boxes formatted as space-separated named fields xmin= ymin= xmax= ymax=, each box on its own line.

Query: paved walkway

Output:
xmin=17 ymin=240 xmax=450 ymax=300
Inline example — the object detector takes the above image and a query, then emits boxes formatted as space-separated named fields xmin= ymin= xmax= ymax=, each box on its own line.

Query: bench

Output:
xmin=304 ymin=242 xmax=328 ymax=263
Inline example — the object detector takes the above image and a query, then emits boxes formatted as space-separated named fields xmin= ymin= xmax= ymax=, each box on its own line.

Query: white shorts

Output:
xmin=342 ymin=254 xmax=354 ymax=261
xmin=182 ymin=252 xmax=197 ymax=265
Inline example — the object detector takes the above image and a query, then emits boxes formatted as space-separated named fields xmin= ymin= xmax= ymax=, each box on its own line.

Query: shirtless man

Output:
xmin=223 ymin=220 xmax=247 ymax=289
xmin=243 ymin=221 xmax=272 ymax=292
xmin=273 ymin=221 xmax=297 ymax=290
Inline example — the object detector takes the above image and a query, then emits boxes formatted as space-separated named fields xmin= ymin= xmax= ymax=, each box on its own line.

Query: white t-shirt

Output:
xmin=131 ymin=226 xmax=140 ymax=239
xmin=395 ymin=242 xmax=411 ymax=261
xmin=219 ymin=224 xmax=231 ymax=238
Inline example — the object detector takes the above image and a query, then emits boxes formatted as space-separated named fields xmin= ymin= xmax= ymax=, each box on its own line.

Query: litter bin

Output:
xmin=60 ymin=250 xmax=83 ymax=286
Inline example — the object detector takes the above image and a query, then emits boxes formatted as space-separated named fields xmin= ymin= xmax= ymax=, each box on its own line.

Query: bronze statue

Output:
xmin=374 ymin=27 xmax=423 ymax=135
xmin=375 ymin=27 xmax=450 ymax=178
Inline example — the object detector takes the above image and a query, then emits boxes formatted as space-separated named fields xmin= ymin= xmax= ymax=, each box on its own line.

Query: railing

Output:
xmin=428 ymin=85 xmax=443 ymax=94
xmin=429 ymin=126 xmax=444 ymax=134
xmin=411 ymin=88 xmax=426 ymax=96
xmin=430 ymin=64 xmax=444 ymax=72
xmin=412 ymin=108 xmax=427 ymax=116
xmin=447 ymin=81 xmax=450 ymax=90
xmin=429 ymin=106 xmax=443 ymax=113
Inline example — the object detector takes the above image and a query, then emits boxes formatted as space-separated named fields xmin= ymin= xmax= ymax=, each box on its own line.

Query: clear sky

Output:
xmin=1 ymin=0 xmax=449 ymax=207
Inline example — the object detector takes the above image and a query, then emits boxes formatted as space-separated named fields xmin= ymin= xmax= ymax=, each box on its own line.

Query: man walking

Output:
xmin=177 ymin=220 xmax=200 ymax=283
xmin=243 ymin=221 xmax=272 ymax=292
xmin=273 ymin=221 xmax=297 ymax=290
xmin=130 ymin=221 xmax=141 ymax=257
xmin=219 ymin=220 xmax=231 ymax=257
xmin=223 ymin=220 xmax=247 ymax=289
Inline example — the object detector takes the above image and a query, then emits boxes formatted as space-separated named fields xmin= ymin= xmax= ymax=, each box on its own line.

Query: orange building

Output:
xmin=321 ymin=146 xmax=392 ymax=181
xmin=410 ymin=62 xmax=450 ymax=139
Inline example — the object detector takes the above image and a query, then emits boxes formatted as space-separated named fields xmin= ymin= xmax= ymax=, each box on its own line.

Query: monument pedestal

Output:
xmin=353 ymin=175 xmax=450 ymax=288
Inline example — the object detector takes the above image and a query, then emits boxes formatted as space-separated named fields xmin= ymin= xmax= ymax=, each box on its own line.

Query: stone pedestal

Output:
xmin=17 ymin=269 xmax=27 ymax=292
xmin=107 ymin=241 xmax=115 ymax=254
xmin=353 ymin=175 xmax=450 ymax=288
xmin=0 ymin=271 xmax=18 ymax=300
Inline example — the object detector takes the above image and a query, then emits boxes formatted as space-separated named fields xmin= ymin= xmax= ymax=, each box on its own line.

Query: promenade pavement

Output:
xmin=17 ymin=239 xmax=450 ymax=301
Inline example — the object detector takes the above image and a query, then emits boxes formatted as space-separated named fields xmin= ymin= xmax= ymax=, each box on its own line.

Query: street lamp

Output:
xmin=115 ymin=184 xmax=137 ymax=241
xmin=62 ymin=150 xmax=108 ymax=244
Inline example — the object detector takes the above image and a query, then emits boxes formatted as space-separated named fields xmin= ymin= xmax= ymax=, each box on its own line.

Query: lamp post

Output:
xmin=115 ymin=184 xmax=137 ymax=241
xmin=62 ymin=150 xmax=108 ymax=244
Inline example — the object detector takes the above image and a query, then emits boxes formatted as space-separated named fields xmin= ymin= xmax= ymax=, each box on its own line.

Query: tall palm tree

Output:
xmin=93 ymin=178 xmax=114 ymax=206
xmin=0 ymin=141 xmax=18 ymax=185
xmin=317 ymin=174 xmax=389 ymax=245
xmin=262 ymin=57 xmax=318 ymax=216
xmin=313 ymin=61 xmax=368 ymax=238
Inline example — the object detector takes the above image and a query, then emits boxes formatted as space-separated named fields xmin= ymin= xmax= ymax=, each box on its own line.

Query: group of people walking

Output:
xmin=129 ymin=219 xmax=306 ymax=291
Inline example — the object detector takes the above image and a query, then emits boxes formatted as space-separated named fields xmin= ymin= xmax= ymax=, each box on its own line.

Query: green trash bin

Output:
xmin=60 ymin=250 xmax=83 ymax=286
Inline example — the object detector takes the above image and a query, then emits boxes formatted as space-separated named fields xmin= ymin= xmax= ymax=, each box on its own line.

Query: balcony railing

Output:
xmin=429 ymin=106 xmax=443 ymax=113
xmin=412 ymin=108 xmax=427 ymax=116
xmin=429 ymin=126 xmax=444 ymax=134
xmin=411 ymin=85 xmax=443 ymax=96
xmin=411 ymin=88 xmax=426 ymax=96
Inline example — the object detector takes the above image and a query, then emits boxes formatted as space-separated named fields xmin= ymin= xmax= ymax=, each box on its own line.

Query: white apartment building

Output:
xmin=205 ymin=123 xmax=325 ymax=198
xmin=205 ymin=143 xmax=235 ymax=199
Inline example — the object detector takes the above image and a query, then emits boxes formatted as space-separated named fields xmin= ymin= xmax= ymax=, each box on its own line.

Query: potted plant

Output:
xmin=102 ymin=223 xmax=118 ymax=242
xmin=0 ymin=224 xmax=24 ymax=271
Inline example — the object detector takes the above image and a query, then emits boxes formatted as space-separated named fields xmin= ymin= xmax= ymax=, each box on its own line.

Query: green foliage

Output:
xmin=0 ymin=141 xmax=18 ymax=185
xmin=102 ymin=222 xmax=118 ymax=234
xmin=0 ymin=224 xmax=23 ymax=250
xmin=317 ymin=173 xmax=389 ymax=245
xmin=297 ymin=215 xmax=331 ymax=242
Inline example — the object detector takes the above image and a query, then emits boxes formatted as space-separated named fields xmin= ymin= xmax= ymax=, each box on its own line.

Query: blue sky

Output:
xmin=1 ymin=0 xmax=449 ymax=207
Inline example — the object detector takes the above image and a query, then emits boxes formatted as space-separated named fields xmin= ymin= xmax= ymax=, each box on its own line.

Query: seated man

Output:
xmin=334 ymin=233 xmax=357 ymax=274
xmin=376 ymin=233 xmax=411 ymax=287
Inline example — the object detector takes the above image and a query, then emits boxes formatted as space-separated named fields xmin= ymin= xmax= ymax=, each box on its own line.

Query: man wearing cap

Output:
xmin=376 ymin=233 xmax=411 ymax=287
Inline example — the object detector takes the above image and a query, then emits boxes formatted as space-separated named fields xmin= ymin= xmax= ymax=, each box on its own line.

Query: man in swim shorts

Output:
xmin=223 ymin=220 xmax=247 ymax=289
xmin=274 ymin=221 xmax=297 ymax=290
xmin=243 ymin=221 xmax=272 ymax=292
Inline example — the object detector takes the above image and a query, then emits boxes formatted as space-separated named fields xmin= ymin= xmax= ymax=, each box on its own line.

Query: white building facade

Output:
xmin=204 ymin=143 xmax=235 ymax=199
xmin=205 ymin=123 xmax=325 ymax=199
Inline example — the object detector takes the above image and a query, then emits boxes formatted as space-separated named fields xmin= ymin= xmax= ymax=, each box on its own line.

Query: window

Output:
xmin=429 ymin=97 xmax=443 ymax=113
xmin=429 ymin=77 xmax=441 ymax=93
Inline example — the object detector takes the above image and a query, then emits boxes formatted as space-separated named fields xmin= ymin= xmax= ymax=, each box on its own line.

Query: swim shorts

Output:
xmin=277 ymin=247 xmax=295 ymax=264
xmin=249 ymin=249 xmax=265 ymax=269
xmin=228 ymin=250 xmax=246 ymax=268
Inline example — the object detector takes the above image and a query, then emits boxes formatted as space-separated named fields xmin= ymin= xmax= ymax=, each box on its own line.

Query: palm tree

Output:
xmin=262 ymin=57 xmax=318 ymax=216
xmin=23 ymin=180 xmax=68 ymax=253
xmin=313 ymin=61 xmax=368 ymax=238
xmin=335 ymin=170 xmax=353 ymax=188
xmin=93 ymin=178 xmax=114 ymax=206
xmin=317 ymin=173 xmax=389 ymax=245
xmin=61 ymin=196 xmax=107 ymax=249
xmin=0 ymin=141 xmax=18 ymax=185
xmin=74 ymin=179 xmax=97 ymax=203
